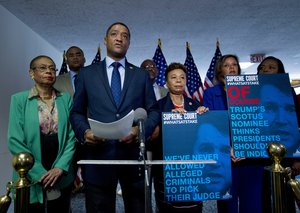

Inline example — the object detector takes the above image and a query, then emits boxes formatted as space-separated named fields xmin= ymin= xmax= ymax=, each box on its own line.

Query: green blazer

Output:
xmin=7 ymin=90 xmax=76 ymax=204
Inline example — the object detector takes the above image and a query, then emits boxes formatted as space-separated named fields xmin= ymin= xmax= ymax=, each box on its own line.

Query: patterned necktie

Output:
xmin=111 ymin=62 xmax=121 ymax=107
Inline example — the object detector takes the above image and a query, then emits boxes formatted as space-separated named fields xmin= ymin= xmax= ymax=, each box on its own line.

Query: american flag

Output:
xmin=184 ymin=42 xmax=203 ymax=102
xmin=58 ymin=50 xmax=68 ymax=75
xmin=153 ymin=39 xmax=168 ymax=87
xmin=204 ymin=40 xmax=222 ymax=89
xmin=91 ymin=44 xmax=101 ymax=64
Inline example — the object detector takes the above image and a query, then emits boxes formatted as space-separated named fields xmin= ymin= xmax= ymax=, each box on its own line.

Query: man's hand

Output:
xmin=149 ymin=125 xmax=160 ymax=141
xmin=120 ymin=126 xmax=138 ymax=144
xmin=84 ymin=129 xmax=106 ymax=145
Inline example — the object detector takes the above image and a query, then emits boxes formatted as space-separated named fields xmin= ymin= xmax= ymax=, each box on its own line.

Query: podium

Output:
xmin=78 ymin=159 xmax=216 ymax=213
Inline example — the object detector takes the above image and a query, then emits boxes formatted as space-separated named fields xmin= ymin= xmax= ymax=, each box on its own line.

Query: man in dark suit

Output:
xmin=140 ymin=59 xmax=168 ymax=101
xmin=70 ymin=22 xmax=160 ymax=213
xmin=140 ymin=59 xmax=168 ymax=162
xmin=54 ymin=46 xmax=85 ymax=96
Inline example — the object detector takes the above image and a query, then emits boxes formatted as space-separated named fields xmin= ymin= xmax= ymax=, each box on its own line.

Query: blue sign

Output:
xmin=225 ymin=74 xmax=300 ymax=158
xmin=162 ymin=111 xmax=232 ymax=202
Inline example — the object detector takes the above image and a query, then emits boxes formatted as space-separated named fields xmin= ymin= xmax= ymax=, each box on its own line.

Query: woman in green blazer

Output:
xmin=8 ymin=55 xmax=76 ymax=213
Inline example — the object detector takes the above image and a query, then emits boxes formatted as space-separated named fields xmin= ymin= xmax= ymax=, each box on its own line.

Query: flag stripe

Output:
xmin=59 ymin=51 xmax=68 ymax=75
xmin=184 ymin=45 xmax=203 ymax=102
xmin=203 ymin=45 xmax=222 ymax=90
xmin=91 ymin=46 xmax=101 ymax=64
xmin=153 ymin=41 xmax=168 ymax=87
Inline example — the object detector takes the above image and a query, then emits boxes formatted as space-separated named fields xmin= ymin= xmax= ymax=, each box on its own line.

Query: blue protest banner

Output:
xmin=225 ymin=73 xmax=300 ymax=158
xmin=162 ymin=111 xmax=232 ymax=202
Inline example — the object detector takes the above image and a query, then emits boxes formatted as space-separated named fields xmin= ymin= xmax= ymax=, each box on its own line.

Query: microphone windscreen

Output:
xmin=134 ymin=108 xmax=147 ymax=121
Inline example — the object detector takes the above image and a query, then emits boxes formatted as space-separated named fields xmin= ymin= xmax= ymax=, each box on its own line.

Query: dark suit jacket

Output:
xmin=203 ymin=83 xmax=228 ymax=110
xmin=70 ymin=60 xmax=160 ymax=185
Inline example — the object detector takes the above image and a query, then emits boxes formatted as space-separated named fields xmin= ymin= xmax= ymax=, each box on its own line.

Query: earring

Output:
xmin=31 ymin=76 xmax=34 ymax=80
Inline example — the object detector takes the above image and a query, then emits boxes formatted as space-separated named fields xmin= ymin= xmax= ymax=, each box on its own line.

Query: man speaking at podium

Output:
xmin=70 ymin=22 xmax=159 ymax=213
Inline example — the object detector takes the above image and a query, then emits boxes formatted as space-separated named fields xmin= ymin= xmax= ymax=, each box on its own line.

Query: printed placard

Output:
xmin=162 ymin=111 xmax=232 ymax=202
xmin=225 ymin=74 xmax=300 ymax=158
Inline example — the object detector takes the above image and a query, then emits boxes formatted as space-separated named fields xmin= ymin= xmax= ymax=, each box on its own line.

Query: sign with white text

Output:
xmin=225 ymin=74 xmax=300 ymax=158
xmin=162 ymin=111 xmax=232 ymax=202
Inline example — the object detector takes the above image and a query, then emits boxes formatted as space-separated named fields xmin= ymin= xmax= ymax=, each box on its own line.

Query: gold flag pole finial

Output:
xmin=158 ymin=39 xmax=162 ymax=48
xmin=63 ymin=50 xmax=66 ymax=61
xmin=216 ymin=38 xmax=220 ymax=49
xmin=186 ymin=41 xmax=190 ymax=50
xmin=97 ymin=43 xmax=101 ymax=52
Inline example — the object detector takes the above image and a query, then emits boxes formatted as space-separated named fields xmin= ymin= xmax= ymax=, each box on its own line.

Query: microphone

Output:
xmin=134 ymin=108 xmax=147 ymax=157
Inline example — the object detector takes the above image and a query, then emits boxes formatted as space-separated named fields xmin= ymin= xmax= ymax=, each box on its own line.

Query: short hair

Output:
xmin=106 ymin=22 xmax=131 ymax=39
xmin=30 ymin=55 xmax=55 ymax=69
xmin=214 ymin=54 xmax=241 ymax=84
xmin=164 ymin=62 xmax=187 ymax=79
xmin=66 ymin=46 xmax=84 ymax=56
xmin=140 ymin=59 xmax=156 ymax=69
xmin=256 ymin=56 xmax=285 ymax=74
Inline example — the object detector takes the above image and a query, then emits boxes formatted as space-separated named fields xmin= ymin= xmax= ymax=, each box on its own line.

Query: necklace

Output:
xmin=39 ymin=95 xmax=52 ymax=100
xmin=171 ymin=95 xmax=184 ymax=107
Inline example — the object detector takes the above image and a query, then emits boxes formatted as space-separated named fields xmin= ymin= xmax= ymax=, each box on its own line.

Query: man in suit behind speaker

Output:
xmin=54 ymin=46 xmax=86 ymax=96
xmin=70 ymin=22 xmax=160 ymax=213
xmin=140 ymin=59 xmax=168 ymax=101
xmin=54 ymin=46 xmax=86 ymax=194
xmin=140 ymin=59 xmax=168 ymax=162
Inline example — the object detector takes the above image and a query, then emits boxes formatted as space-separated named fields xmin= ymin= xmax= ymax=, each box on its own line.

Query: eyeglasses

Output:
xmin=145 ymin=64 xmax=156 ymax=69
xmin=32 ymin=66 xmax=58 ymax=73
xmin=67 ymin=52 xmax=83 ymax=59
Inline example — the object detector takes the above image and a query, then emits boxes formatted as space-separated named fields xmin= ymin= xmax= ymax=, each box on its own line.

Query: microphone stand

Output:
xmin=137 ymin=120 xmax=152 ymax=213
xmin=139 ymin=149 xmax=152 ymax=213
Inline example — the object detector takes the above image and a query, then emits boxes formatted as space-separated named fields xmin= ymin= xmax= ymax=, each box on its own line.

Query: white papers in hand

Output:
xmin=88 ymin=110 xmax=134 ymax=140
